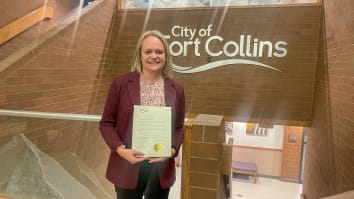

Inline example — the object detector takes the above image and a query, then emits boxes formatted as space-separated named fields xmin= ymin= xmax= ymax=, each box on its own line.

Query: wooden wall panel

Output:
xmin=113 ymin=5 xmax=322 ymax=125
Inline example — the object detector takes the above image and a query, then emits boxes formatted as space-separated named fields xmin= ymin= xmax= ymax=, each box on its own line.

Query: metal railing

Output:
xmin=0 ymin=109 xmax=101 ymax=122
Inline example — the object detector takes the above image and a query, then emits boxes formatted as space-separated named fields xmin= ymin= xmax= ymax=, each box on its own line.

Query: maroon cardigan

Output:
xmin=99 ymin=72 xmax=185 ymax=189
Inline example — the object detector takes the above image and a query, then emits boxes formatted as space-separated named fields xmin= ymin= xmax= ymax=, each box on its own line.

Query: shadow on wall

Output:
xmin=0 ymin=134 xmax=113 ymax=199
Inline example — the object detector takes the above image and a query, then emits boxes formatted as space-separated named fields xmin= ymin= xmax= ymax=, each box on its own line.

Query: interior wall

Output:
xmin=1 ymin=5 xmax=322 ymax=125
xmin=0 ymin=0 xmax=82 ymax=61
xmin=0 ymin=0 xmax=115 ymax=113
xmin=232 ymin=146 xmax=282 ymax=177
xmin=0 ymin=0 xmax=116 ymax=153
xmin=111 ymin=5 xmax=322 ymax=125
xmin=233 ymin=122 xmax=284 ymax=149
xmin=302 ymin=0 xmax=354 ymax=198
xmin=0 ymin=1 xmax=118 ymax=196
xmin=3 ymin=1 xmax=351 ymax=198
xmin=280 ymin=126 xmax=303 ymax=181
xmin=231 ymin=122 xmax=284 ymax=177
xmin=232 ymin=123 xmax=303 ymax=180
xmin=0 ymin=0 xmax=44 ymax=27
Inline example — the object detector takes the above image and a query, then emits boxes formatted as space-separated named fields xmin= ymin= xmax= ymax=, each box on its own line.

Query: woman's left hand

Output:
xmin=147 ymin=148 xmax=177 ymax=163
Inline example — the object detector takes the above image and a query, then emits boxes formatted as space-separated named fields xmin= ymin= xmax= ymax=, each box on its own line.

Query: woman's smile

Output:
xmin=141 ymin=36 xmax=166 ymax=74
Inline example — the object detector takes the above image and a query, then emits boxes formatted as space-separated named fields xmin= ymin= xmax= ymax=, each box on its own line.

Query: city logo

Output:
xmin=164 ymin=24 xmax=287 ymax=73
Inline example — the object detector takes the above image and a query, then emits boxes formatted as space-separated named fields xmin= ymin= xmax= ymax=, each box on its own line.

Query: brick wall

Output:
xmin=0 ymin=0 xmax=81 ymax=61
xmin=302 ymin=0 xmax=354 ymax=198
xmin=0 ymin=0 xmax=44 ymax=27
xmin=1 ymin=5 xmax=322 ymax=126
xmin=0 ymin=1 xmax=117 ymax=194
xmin=280 ymin=126 xmax=303 ymax=181
xmin=0 ymin=0 xmax=115 ymax=113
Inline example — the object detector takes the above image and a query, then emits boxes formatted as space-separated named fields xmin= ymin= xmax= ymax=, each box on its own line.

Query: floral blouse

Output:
xmin=140 ymin=80 xmax=165 ymax=107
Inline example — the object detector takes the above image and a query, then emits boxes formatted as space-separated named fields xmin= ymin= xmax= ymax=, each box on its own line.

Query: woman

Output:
xmin=99 ymin=30 xmax=185 ymax=199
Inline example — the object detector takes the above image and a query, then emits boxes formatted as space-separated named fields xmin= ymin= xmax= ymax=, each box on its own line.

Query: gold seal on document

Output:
xmin=154 ymin=143 xmax=163 ymax=152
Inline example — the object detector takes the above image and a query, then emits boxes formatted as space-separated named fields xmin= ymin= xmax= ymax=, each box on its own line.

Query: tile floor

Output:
xmin=169 ymin=167 xmax=303 ymax=199
xmin=231 ymin=176 xmax=302 ymax=199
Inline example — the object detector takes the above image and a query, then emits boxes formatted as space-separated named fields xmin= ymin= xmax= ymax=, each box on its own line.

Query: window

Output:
xmin=119 ymin=0 xmax=319 ymax=9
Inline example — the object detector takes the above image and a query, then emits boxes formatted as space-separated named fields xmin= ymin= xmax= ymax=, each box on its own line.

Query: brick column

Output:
xmin=188 ymin=114 xmax=225 ymax=199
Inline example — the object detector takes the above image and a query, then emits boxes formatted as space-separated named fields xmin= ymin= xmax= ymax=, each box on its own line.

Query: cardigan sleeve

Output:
xmin=172 ymin=84 xmax=185 ymax=156
xmin=99 ymin=77 xmax=124 ymax=152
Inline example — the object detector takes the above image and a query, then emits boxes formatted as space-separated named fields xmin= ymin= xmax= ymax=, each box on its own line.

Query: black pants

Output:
xmin=115 ymin=160 xmax=170 ymax=199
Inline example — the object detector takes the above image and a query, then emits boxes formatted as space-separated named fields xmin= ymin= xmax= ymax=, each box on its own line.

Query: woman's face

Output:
xmin=141 ymin=35 xmax=166 ymax=75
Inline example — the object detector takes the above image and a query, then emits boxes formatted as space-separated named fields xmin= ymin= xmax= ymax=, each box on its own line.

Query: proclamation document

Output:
xmin=132 ymin=105 xmax=171 ymax=157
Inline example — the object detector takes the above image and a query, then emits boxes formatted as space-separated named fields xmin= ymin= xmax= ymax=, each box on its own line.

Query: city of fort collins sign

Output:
xmin=165 ymin=24 xmax=288 ymax=73
xmin=115 ymin=5 xmax=321 ymax=124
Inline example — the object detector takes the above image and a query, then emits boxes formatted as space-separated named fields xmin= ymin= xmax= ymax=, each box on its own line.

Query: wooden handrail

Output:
xmin=220 ymin=142 xmax=233 ymax=175
xmin=181 ymin=119 xmax=193 ymax=199
xmin=0 ymin=6 xmax=53 ymax=45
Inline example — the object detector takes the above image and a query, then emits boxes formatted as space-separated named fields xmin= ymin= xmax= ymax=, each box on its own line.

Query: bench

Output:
xmin=232 ymin=161 xmax=257 ymax=183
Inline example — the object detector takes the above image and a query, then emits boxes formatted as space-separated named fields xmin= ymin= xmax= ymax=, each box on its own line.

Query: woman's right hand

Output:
xmin=117 ymin=147 xmax=147 ymax=164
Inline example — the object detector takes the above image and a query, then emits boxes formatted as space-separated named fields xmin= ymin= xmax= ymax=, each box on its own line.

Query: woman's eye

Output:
xmin=143 ymin=50 xmax=164 ymax=55
xmin=156 ymin=50 xmax=164 ymax=54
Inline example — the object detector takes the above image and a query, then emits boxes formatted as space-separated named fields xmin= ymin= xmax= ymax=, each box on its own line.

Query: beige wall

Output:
xmin=233 ymin=146 xmax=282 ymax=177
xmin=233 ymin=122 xmax=284 ymax=149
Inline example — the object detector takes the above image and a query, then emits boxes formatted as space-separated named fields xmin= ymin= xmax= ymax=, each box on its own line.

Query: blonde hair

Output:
xmin=131 ymin=30 xmax=173 ymax=77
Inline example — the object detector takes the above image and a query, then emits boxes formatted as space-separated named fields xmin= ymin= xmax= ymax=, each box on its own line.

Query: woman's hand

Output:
xmin=148 ymin=148 xmax=176 ymax=163
xmin=117 ymin=147 xmax=147 ymax=164
xmin=148 ymin=157 xmax=168 ymax=163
